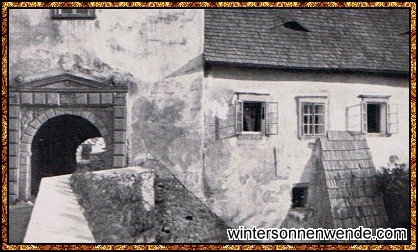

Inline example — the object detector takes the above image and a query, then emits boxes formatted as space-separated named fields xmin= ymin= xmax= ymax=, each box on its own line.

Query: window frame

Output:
xmin=365 ymin=103 xmax=386 ymax=133
xmin=297 ymin=96 xmax=328 ymax=139
xmin=241 ymin=101 xmax=265 ymax=134
xmin=235 ymin=92 xmax=278 ymax=136
xmin=51 ymin=9 xmax=96 ymax=20
xmin=359 ymin=95 xmax=397 ymax=136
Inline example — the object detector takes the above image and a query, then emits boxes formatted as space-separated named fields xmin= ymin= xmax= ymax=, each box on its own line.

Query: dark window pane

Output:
xmin=60 ymin=9 xmax=73 ymax=14
xmin=75 ymin=9 xmax=88 ymax=14
xmin=315 ymin=125 xmax=324 ymax=135
xmin=315 ymin=115 xmax=324 ymax=124
xmin=367 ymin=103 xmax=381 ymax=133
xmin=243 ymin=102 xmax=262 ymax=132
xmin=315 ymin=104 xmax=324 ymax=114
xmin=292 ymin=187 xmax=308 ymax=208
xmin=303 ymin=104 xmax=309 ymax=114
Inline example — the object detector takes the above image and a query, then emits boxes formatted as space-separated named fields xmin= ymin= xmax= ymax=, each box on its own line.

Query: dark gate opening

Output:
xmin=31 ymin=114 xmax=101 ymax=195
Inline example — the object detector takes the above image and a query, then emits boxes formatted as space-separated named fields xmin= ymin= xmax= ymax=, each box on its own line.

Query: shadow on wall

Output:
xmin=208 ymin=65 xmax=409 ymax=88
xmin=131 ymin=97 xmax=186 ymax=167
xmin=129 ymin=74 xmax=204 ymax=197
xmin=280 ymin=144 xmax=333 ymax=233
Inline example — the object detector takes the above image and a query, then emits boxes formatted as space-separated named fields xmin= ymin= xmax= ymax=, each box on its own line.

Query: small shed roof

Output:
xmin=317 ymin=131 xmax=388 ymax=229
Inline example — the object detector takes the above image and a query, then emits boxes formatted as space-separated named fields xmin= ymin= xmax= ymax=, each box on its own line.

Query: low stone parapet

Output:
xmin=24 ymin=166 xmax=154 ymax=243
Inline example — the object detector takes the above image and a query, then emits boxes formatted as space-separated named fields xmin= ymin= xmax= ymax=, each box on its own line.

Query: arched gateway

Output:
xmin=9 ymin=74 xmax=128 ymax=200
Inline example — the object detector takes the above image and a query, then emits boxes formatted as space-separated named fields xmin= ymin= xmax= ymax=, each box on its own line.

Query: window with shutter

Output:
xmin=234 ymin=95 xmax=277 ymax=136
xmin=346 ymin=104 xmax=362 ymax=132
xmin=266 ymin=102 xmax=278 ymax=135
xmin=358 ymin=95 xmax=397 ymax=136
xmin=361 ymin=101 xmax=368 ymax=133
xmin=51 ymin=9 xmax=96 ymax=19
xmin=387 ymin=104 xmax=399 ymax=134
xmin=235 ymin=100 xmax=243 ymax=135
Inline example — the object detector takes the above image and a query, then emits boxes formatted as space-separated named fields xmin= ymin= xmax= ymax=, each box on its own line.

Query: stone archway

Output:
xmin=21 ymin=109 xmax=110 ymax=150
xmin=9 ymin=73 xmax=128 ymax=200
xmin=29 ymin=114 xmax=107 ymax=195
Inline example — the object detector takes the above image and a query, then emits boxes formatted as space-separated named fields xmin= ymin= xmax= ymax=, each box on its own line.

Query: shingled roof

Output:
xmin=317 ymin=131 xmax=388 ymax=229
xmin=204 ymin=9 xmax=409 ymax=74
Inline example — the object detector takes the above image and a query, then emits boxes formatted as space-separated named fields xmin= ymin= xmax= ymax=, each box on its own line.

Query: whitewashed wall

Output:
xmin=202 ymin=66 xmax=409 ymax=228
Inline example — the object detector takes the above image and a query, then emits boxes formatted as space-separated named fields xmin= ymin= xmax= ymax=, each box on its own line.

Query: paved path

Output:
xmin=9 ymin=205 xmax=33 ymax=243
xmin=24 ymin=175 xmax=95 ymax=243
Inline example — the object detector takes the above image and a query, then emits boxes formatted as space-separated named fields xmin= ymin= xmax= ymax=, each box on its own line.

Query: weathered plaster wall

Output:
xmin=10 ymin=9 xmax=205 ymax=198
xmin=203 ymin=66 xmax=409 ymax=228
xmin=130 ymin=73 xmax=204 ymax=197
xmin=10 ymin=9 xmax=203 ymax=83
xmin=280 ymin=143 xmax=335 ymax=233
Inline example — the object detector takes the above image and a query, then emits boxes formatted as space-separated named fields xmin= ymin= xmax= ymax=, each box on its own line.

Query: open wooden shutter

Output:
xmin=266 ymin=102 xmax=278 ymax=135
xmin=346 ymin=104 xmax=362 ymax=132
xmin=361 ymin=102 xmax=368 ymax=134
xmin=235 ymin=100 xmax=243 ymax=135
xmin=387 ymin=103 xmax=398 ymax=134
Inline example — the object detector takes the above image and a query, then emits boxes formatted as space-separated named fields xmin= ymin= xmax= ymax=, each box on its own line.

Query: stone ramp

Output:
xmin=24 ymin=174 xmax=95 ymax=243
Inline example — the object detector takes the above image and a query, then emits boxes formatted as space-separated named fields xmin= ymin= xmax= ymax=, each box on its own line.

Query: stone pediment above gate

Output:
xmin=11 ymin=73 xmax=128 ymax=92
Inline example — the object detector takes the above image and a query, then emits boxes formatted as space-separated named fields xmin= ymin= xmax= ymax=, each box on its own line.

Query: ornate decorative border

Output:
xmin=1 ymin=2 xmax=416 ymax=250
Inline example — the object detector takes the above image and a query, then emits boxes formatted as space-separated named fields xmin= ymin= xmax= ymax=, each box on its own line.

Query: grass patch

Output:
xmin=70 ymin=171 xmax=155 ymax=243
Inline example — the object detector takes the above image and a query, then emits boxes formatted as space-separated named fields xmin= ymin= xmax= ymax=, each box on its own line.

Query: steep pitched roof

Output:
xmin=204 ymin=9 xmax=409 ymax=74
xmin=317 ymin=131 xmax=388 ymax=229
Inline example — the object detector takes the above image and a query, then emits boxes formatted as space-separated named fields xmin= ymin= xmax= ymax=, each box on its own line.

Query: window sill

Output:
xmin=237 ymin=133 xmax=266 ymax=140
xmin=298 ymin=134 xmax=326 ymax=140
xmin=240 ymin=131 xmax=264 ymax=135
xmin=366 ymin=133 xmax=392 ymax=137
xmin=288 ymin=207 xmax=314 ymax=222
